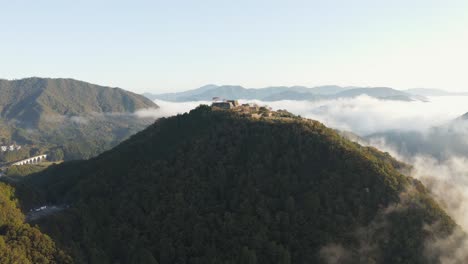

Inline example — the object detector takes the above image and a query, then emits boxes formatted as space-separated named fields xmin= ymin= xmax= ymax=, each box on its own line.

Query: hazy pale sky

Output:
xmin=1 ymin=0 xmax=467 ymax=93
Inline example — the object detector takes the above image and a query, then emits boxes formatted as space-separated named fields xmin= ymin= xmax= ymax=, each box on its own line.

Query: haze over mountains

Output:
xmin=1 ymin=77 xmax=468 ymax=263
xmin=405 ymin=88 xmax=468 ymax=97
xmin=0 ymin=78 xmax=159 ymax=162
xmin=144 ymin=84 xmax=429 ymax=102
xmin=366 ymin=112 xmax=468 ymax=160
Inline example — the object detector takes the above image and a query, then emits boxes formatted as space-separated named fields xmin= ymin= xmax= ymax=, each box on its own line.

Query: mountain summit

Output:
xmin=0 ymin=77 xmax=156 ymax=125
xmin=22 ymin=105 xmax=457 ymax=263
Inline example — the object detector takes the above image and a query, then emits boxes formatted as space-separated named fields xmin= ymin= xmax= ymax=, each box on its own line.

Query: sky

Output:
xmin=1 ymin=0 xmax=467 ymax=93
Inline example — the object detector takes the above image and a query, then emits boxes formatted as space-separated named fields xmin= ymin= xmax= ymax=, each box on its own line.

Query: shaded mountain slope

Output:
xmin=21 ymin=106 xmax=457 ymax=264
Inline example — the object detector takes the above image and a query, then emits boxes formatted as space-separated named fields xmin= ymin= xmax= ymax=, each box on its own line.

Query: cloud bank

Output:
xmin=262 ymin=96 xmax=468 ymax=135
xmin=149 ymin=96 xmax=468 ymax=135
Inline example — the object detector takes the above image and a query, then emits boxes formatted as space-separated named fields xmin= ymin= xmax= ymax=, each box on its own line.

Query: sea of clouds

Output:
xmin=148 ymin=96 xmax=467 ymax=135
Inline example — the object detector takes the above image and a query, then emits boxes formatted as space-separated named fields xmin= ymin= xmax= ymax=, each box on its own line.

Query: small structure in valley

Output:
xmin=1 ymin=144 xmax=21 ymax=152
xmin=26 ymin=205 xmax=68 ymax=222
xmin=12 ymin=154 xmax=48 ymax=166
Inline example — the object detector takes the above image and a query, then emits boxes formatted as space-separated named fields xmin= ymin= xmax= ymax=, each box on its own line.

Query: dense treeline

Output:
xmin=5 ymin=164 xmax=52 ymax=178
xmin=0 ymin=183 xmax=71 ymax=263
xmin=23 ymin=106 xmax=457 ymax=263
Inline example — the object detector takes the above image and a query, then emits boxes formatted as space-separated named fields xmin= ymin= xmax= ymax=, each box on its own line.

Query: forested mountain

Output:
xmin=145 ymin=85 xmax=427 ymax=102
xmin=0 ymin=78 xmax=159 ymax=161
xmin=15 ymin=106 xmax=459 ymax=264
xmin=0 ymin=182 xmax=71 ymax=263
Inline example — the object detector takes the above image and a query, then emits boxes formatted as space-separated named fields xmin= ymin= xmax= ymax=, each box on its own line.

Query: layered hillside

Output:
xmin=22 ymin=106 xmax=458 ymax=263
xmin=335 ymin=87 xmax=428 ymax=101
xmin=0 ymin=78 xmax=159 ymax=161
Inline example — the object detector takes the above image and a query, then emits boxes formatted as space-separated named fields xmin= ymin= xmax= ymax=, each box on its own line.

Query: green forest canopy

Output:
xmin=15 ymin=105 xmax=459 ymax=264
xmin=0 ymin=182 xmax=71 ymax=264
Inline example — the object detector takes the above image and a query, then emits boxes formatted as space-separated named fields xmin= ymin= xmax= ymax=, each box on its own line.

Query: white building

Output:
xmin=0 ymin=144 xmax=22 ymax=152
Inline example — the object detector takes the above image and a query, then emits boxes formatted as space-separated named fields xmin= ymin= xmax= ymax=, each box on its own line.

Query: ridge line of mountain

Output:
xmin=144 ymin=84 xmax=430 ymax=102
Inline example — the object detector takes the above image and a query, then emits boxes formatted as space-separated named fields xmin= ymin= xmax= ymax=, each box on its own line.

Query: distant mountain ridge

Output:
xmin=335 ymin=87 xmax=428 ymax=102
xmin=145 ymin=84 xmax=428 ymax=102
xmin=405 ymin=88 xmax=468 ymax=96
